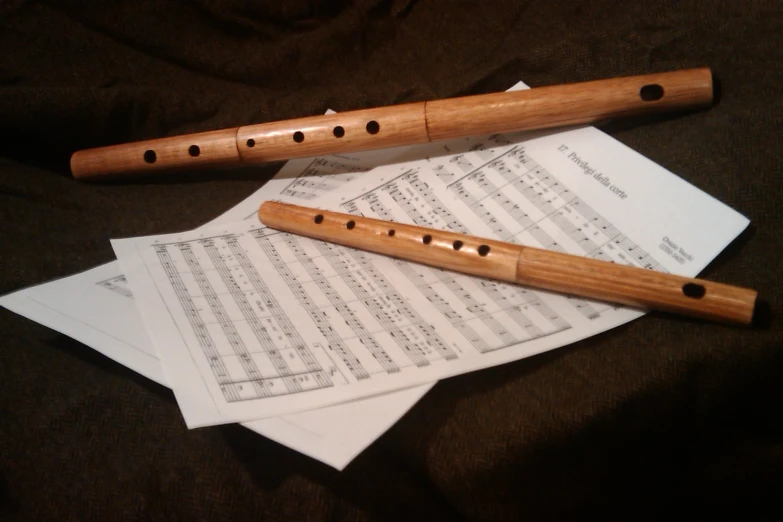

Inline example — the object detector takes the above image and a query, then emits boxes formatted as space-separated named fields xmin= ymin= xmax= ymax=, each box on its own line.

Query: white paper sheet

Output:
xmin=0 ymin=114 xmax=453 ymax=468
xmin=0 ymin=143 xmax=382 ymax=388
xmin=0 ymin=261 xmax=431 ymax=470
xmin=0 ymin=263 xmax=167 ymax=385
xmin=3 ymin=97 xmax=538 ymax=468
xmin=111 ymin=120 xmax=749 ymax=428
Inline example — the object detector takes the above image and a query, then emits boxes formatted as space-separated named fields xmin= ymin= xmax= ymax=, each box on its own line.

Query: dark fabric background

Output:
xmin=1 ymin=1 xmax=782 ymax=520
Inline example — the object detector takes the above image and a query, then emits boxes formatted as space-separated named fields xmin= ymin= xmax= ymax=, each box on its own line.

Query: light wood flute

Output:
xmin=257 ymin=201 xmax=758 ymax=326
xmin=71 ymin=67 xmax=714 ymax=180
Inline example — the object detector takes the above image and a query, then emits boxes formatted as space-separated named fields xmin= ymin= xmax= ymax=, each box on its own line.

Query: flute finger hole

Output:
xmin=333 ymin=126 xmax=345 ymax=138
xmin=453 ymin=240 xmax=463 ymax=250
xmin=246 ymin=139 xmax=255 ymax=148
xmin=366 ymin=120 xmax=380 ymax=134
xmin=422 ymin=235 xmax=432 ymax=244
xmin=387 ymin=229 xmax=395 ymax=236
xmin=478 ymin=245 xmax=490 ymax=256
xmin=346 ymin=220 xmax=355 ymax=230
xmin=293 ymin=131 xmax=305 ymax=143
xmin=314 ymin=214 xmax=324 ymax=224
xmin=640 ymin=84 xmax=664 ymax=101
xmin=143 ymin=150 xmax=156 ymax=163
xmin=682 ymin=282 xmax=706 ymax=299
xmin=188 ymin=145 xmax=200 ymax=157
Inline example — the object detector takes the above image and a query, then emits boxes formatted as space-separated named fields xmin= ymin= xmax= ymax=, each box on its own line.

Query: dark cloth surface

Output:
xmin=2 ymin=1 xmax=782 ymax=520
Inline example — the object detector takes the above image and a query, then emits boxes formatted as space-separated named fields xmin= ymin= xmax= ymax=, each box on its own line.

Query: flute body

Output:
xmin=257 ymin=201 xmax=757 ymax=326
xmin=71 ymin=68 xmax=714 ymax=180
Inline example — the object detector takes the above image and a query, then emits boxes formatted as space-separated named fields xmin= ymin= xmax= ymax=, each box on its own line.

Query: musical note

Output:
xmin=254 ymin=233 xmax=370 ymax=380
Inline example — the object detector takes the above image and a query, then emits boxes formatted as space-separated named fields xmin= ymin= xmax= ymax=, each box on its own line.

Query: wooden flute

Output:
xmin=257 ymin=201 xmax=758 ymax=326
xmin=71 ymin=67 xmax=714 ymax=180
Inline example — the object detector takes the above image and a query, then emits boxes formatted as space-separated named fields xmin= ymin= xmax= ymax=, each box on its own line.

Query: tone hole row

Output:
xmin=313 ymin=214 xmax=491 ymax=257
xmin=246 ymin=120 xmax=380 ymax=148
xmin=143 ymin=145 xmax=201 ymax=164
xmin=140 ymin=118 xmax=382 ymax=162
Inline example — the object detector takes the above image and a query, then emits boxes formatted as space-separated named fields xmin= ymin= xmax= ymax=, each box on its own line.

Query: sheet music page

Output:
xmin=0 ymin=104 xmax=462 ymax=468
xmin=111 ymin=119 xmax=749 ymax=428
xmin=0 ymin=161 xmax=433 ymax=469
xmin=0 ymin=263 xmax=168 ymax=385
xmin=0 ymin=141 xmax=386 ymax=382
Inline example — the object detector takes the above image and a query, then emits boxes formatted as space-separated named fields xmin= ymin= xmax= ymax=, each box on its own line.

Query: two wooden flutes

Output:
xmin=257 ymin=201 xmax=758 ymax=326
xmin=71 ymin=67 xmax=714 ymax=180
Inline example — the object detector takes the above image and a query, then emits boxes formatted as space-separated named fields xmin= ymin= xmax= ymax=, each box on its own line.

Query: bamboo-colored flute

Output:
xmin=257 ymin=200 xmax=758 ymax=325
xmin=71 ymin=67 xmax=714 ymax=180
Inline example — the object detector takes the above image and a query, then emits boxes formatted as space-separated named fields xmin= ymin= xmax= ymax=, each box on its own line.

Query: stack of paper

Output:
xmin=1 ymin=82 xmax=749 ymax=469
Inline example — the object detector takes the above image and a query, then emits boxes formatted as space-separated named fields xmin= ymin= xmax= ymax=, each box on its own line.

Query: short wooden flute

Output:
xmin=71 ymin=67 xmax=714 ymax=180
xmin=257 ymin=201 xmax=758 ymax=325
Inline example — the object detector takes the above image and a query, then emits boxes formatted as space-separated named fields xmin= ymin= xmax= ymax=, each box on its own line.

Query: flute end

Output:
xmin=69 ymin=150 xmax=91 ymax=180
xmin=750 ymin=296 xmax=772 ymax=329
xmin=710 ymin=69 xmax=722 ymax=107
xmin=258 ymin=199 xmax=276 ymax=221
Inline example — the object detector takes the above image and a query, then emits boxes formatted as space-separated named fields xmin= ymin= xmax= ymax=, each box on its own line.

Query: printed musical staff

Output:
xmin=153 ymin=235 xmax=338 ymax=403
xmin=449 ymin=154 xmax=474 ymax=173
xmin=346 ymin=192 xmax=490 ymax=350
xmin=341 ymin=170 xmax=571 ymax=352
xmin=446 ymin=146 xmax=663 ymax=320
xmin=470 ymin=141 xmax=498 ymax=161
xmin=223 ymin=237 xmax=334 ymax=387
xmin=384 ymin=175 xmax=432 ymax=227
xmin=313 ymin=244 xmax=421 ymax=367
xmin=487 ymin=133 xmax=512 ymax=147
xmin=335 ymin=245 xmax=458 ymax=363
xmin=202 ymin=238 xmax=334 ymax=393
xmin=283 ymin=236 xmax=401 ymax=374
xmin=95 ymin=274 xmax=134 ymax=298
xmin=601 ymin=234 xmax=665 ymax=271
xmin=405 ymin=172 xmax=469 ymax=233
xmin=432 ymin=163 xmax=454 ymax=184
xmin=280 ymin=157 xmax=366 ymax=200
xmin=397 ymin=258 xmax=495 ymax=351
xmin=182 ymin=240 xmax=272 ymax=398
xmin=252 ymin=229 xmax=370 ymax=381
xmin=154 ymin=244 xmax=238 ymax=401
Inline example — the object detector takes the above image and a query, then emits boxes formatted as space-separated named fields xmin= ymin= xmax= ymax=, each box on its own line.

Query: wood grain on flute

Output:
xmin=71 ymin=67 xmax=713 ymax=180
xmin=257 ymin=200 xmax=757 ymax=325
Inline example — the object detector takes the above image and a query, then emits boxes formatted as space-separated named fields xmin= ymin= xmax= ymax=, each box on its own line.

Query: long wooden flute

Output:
xmin=257 ymin=201 xmax=758 ymax=326
xmin=71 ymin=67 xmax=713 ymax=180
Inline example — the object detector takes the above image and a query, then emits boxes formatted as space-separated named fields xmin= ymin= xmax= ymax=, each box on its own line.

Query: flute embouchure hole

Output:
xmin=293 ymin=131 xmax=305 ymax=143
xmin=682 ymin=282 xmax=706 ymax=299
xmin=478 ymin=245 xmax=490 ymax=256
xmin=143 ymin=150 xmax=156 ymax=163
xmin=388 ymin=229 xmax=395 ymax=236
xmin=640 ymin=84 xmax=664 ymax=101
xmin=333 ymin=126 xmax=345 ymax=138
xmin=422 ymin=235 xmax=432 ymax=244
xmin=453 ymin=240 xmax=463 ymax=250
xmin=188 ymin=145 xmax=200 ymax=157
xmin=366 ymin=120 xmax=380 ymax=134
xmin=314 ymin=214 xmax=324 ymax=224
xmin=246 ymin=139 xmax=255 ymax=147
xmin=346 ymin=220 xmax=355 ymax=230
